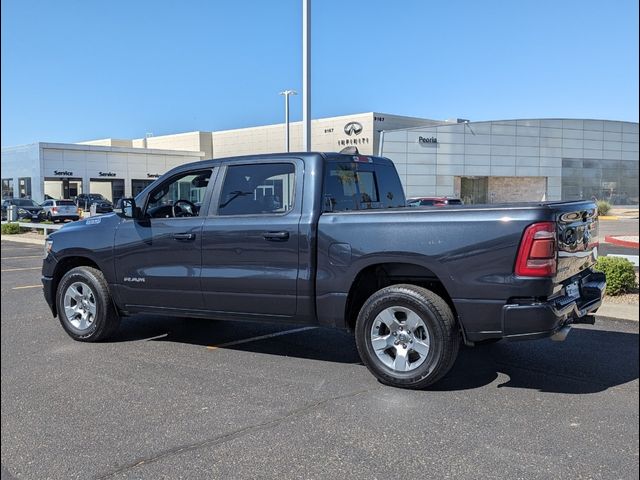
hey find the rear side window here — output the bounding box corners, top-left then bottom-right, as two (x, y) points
(218, 163), (295, 216)
(323, 162), (405, 212)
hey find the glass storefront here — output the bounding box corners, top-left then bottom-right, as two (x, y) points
(561, 158), (639, 205)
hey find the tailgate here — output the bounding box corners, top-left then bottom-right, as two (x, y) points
(554, 202), (599, 283)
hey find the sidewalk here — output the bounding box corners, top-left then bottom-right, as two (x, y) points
(1, 234), (45, 245)
(596, 302), (639, 323)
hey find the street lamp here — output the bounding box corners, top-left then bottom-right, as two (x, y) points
(279, 90), (297, 152)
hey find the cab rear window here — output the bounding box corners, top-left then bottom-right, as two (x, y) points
(323, 162), (405, 212)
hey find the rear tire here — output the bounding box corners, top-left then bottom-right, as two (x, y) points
(355, 284), (460, 389)
(56, 266), (120, 342)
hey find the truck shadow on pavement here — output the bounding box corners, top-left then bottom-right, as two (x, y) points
(114, 317), (638, 394)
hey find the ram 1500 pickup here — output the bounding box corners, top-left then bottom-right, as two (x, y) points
(42, 151), (605, 389)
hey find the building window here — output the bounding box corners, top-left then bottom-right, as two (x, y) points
(2, 178), (14, 198)
(18, 177), (32, 198)
(562, 158), (639, 205)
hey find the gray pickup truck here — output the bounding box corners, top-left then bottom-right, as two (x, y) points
(42, 151), (605, 389)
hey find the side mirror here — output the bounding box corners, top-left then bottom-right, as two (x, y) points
(117, 198), (140, 219)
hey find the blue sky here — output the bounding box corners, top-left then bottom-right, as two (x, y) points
(1, 0), (638, 146)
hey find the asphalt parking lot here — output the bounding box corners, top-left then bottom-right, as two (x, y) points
(1, 239), (638, 480)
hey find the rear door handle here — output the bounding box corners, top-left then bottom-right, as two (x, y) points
(173, 233), (195, 241)
(262, 231), (289, 241)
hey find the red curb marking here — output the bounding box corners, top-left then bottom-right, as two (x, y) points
(604, 236), (640, 249)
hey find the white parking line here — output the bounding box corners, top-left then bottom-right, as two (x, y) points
(1, 255), (42, 259)
(1, 266), (41, 272)
(12, 285), (42, 290)
(207, 326), (318, 350)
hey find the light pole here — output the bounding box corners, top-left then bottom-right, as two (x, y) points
(302, 0), (311, 151)
(279, 90), (297, 152)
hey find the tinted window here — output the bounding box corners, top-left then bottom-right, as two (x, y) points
(447, 199), (463, 205)
(420, 199), (436, 206)
(324, 162), (405, 212)
(56, 200), (76, 206)
(218, 163), (295, 216)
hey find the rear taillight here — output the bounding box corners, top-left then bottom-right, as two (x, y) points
(515, 222), (557, 277)
(51, 207), (58, 213)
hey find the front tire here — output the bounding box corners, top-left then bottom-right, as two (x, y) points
(56, 266), (120, 342)
(355, 284), (460, 389)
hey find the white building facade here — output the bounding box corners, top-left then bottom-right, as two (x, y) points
(1, 143), (204, 204)
(380, 119), (639, 204)
(2, 114), (638, 205)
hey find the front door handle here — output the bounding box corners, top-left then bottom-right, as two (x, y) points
(173, 233), (195, 241)
(262, 231), (289, 241)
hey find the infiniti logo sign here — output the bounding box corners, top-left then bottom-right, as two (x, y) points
(344, 122), (363, 136)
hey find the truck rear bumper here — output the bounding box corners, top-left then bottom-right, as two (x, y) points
(501, 271), (606, 341)
(457, 271), (606, 343)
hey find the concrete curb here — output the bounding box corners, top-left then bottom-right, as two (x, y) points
(1, 236), (45, 246)
(604, 236), (640, 249)
(595, 302), (639, 323)
(598, 216), (620, 221)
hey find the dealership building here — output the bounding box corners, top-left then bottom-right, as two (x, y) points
(1, 112), (638, 205)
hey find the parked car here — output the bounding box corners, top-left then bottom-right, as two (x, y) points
(41, 199), (80, 222)
(1, 198), (44, 221)
(75, 193), (113, 213)
(42, 151), (603, 389)
(407, 197), (464, 207)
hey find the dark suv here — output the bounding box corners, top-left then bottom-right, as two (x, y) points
(1, 198), (44, 221)
(75, 194), (113, 213)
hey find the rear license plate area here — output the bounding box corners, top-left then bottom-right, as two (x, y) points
(565, 281), (580, 299)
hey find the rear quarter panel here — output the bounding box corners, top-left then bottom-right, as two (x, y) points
(316, 206), (556, 329)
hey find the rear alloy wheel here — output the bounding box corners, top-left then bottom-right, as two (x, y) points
(355, 284), (460, 389)
(56, 266), (120, 341)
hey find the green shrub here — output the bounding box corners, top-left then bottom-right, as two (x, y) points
(594, 257), (638, 295)
(596, 200), (611, 216)
(1, 223), (22, 235)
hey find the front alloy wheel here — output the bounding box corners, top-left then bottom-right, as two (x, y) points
(56, 266), (121, 342)
(63, 281), (97, 331)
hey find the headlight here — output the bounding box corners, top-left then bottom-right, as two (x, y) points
(18, 208), (28, 214)
(44, 239), (53, 259)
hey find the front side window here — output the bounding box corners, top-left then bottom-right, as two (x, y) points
(218, 163), (295, 216)
(145, 169), (212, 218)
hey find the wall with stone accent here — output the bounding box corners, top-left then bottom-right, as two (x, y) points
(488, 176), (547, 203)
